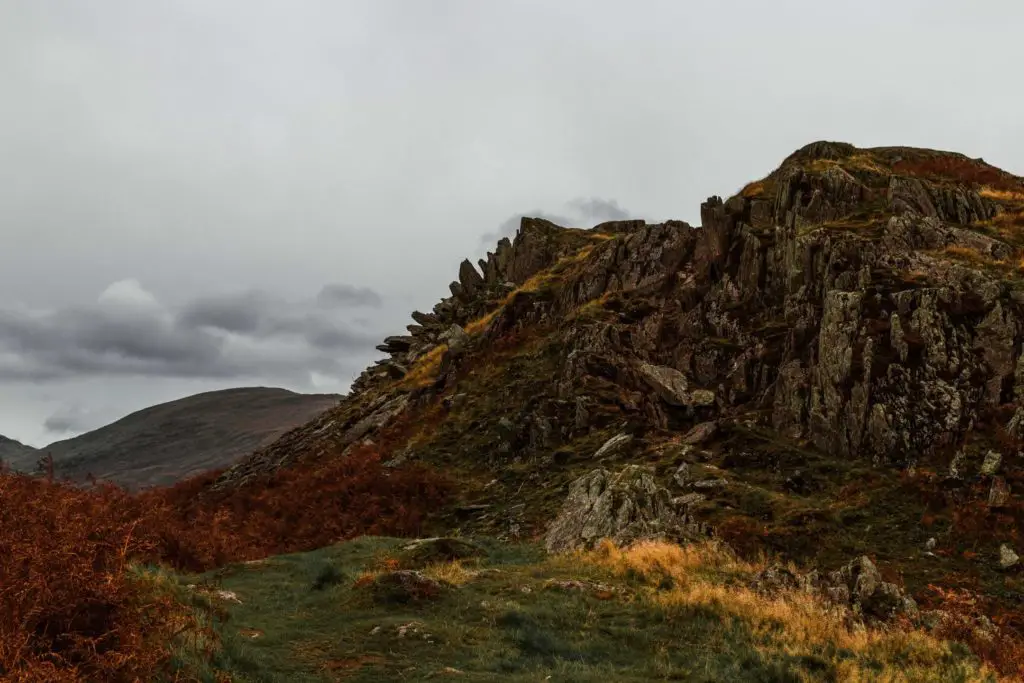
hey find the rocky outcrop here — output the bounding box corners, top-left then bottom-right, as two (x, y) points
(217, 139), (1024, 503)
(754, 555), (919, 623)
(545, 465), (707, 553)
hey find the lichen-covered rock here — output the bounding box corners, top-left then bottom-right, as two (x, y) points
(999, 544), (1020, 570)
(545, 465), (703, 553)
(981, 450), (1002, 476)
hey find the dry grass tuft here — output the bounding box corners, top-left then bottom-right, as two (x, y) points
(741, 180), (766, 198)
(422, 560), (478, 587)
(400, 344), (449, 388)
(980, 187), (1024, 202)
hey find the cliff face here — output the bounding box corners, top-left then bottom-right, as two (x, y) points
(213, 141), (1024, 610)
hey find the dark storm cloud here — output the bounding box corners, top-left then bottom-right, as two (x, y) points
(177, 291), (269, 334)
(43, 405), (96, 435)
(481, 197), (634, 245)
(569, 197), (631, 223)
(0, 280), (381, 383)
(316, 284), (384, 309)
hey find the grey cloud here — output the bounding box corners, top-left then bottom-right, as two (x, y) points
(43, 405), (97, 435)
(568, 197), (631, 223)
(177, 291), (269, 334)
(0, 281), (381, 384)
(316, 284), (384, 309)
(177, 289), (379, 351)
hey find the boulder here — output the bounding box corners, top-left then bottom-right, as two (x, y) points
(981, 450), (1002, 476)
(545, 465), (702, 553)
(368, 570), (449, 604)
(999, 544), (1020, 570)
(638, 363), (690, 406)
(682, 421), (718, 445)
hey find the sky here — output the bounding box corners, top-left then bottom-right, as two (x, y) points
(1, 1), (1022, 446)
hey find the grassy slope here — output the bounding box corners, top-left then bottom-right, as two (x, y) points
(175, 537), (994, 683)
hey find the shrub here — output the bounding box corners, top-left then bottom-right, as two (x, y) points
(0, 442), (454, 680)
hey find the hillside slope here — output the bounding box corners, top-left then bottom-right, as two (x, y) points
(205, 141), (1024, 673)
(39, 387), (341, 489)
(0, 435), (39, 472)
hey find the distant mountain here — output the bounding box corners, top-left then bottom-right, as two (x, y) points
(27, 387), (341, 489)
(0, 435), (40, 472)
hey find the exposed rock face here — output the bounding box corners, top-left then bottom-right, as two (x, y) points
(545, 465), (706, 553)
(216, 140), (1024, 506)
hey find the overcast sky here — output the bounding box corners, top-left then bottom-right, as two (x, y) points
(1, 1), (1022, 446)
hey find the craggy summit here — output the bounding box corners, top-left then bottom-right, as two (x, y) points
(207, 140), (1024, 670)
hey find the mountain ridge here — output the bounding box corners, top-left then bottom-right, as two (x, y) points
(3, 387), (341, 488)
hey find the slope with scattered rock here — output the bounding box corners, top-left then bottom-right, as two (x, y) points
(201, 141), (1024, 676)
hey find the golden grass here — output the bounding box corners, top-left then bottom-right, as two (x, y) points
(741, 180), (766, 198)
(805, 154), (888, 178)
(422, 560), (478, 587)
(980, 187), (1024, 202)
(561, 540), (1004, 682)
(464, 310), (500, 335)
(399, 344), (448, 388)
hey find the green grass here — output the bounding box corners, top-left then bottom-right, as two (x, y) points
(174, 536), (994, 682)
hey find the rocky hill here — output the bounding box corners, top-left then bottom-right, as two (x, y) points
(27, 387), (341, 489)
(210, 141), (1024, 652)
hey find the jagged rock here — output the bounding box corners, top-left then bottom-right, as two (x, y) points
(673, 462), (691, 488)
(545, 465), (702, 553)
(378, 335), (416, 353)
(593, 433), (632, 459)
(989, 476), (1011, 507)
(981, 450), (1002, 476)
(449, 280), (466, 301)
(691, 479), (727, 490)
(682, 421), (718, 445)
(637, 363), (714, 408)
(411, 310), (440, 327)
(671, 493), (706, 508)
(440, 325), (470, 357)
(948, 450), (968, 479)
(458, 259), (485, 294)
(999, 544), (1020, 570)
(925, 537), (937, 552)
